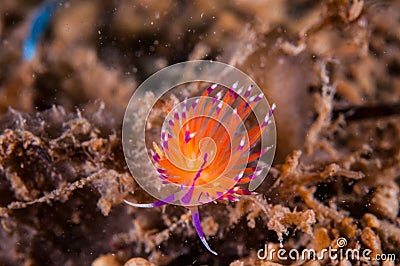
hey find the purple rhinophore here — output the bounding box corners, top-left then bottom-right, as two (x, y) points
(212, 91), (223, 104)
(207, 84), (217, 95)
(260, 146), (272, 156)
(254, 93), (264, 103)
(194, 153), (208, 181)
(192, 99), (199, 109)
(262, 103), (276, 128)
(184, 130), (191, 143)
(228, 88), (235, 97)
(152, 153), (160, 162)
(216, 191), (223, 199)
(162, 141), (169, 150)
(215, 101), (223, 114)
(244, 85), (253, 98)
(181, 185), (194, 204)
(197, 192), (204, 203)
(237, 137), (245, 151)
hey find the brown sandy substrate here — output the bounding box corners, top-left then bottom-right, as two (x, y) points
(0, 0), (399, 265)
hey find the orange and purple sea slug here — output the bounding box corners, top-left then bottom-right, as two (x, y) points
(125, 82), (275, 255)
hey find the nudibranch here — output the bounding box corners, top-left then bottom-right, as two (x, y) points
(125, 82), (275, 255)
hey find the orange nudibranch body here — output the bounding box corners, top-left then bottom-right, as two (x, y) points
(126, 83), (275, 255)
(151, 83), (274, 204)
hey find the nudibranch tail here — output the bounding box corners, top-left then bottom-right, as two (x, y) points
(190, 206), (218, 256)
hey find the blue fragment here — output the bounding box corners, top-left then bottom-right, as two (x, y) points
(23, 0), (61, 61)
